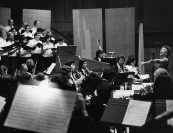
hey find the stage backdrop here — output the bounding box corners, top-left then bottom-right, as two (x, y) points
(73, 9), (103, 59)
(105, 8), (135, 59)
(0, 7), (11, 26)
(23, 9), (51, 30)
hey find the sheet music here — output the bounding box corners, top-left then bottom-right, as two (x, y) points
(132, 84), (144, 90)
(166, 100), (173, 126)
(139, 74), (150, 80)
(4, 84), (76, 133)
(0, 96), (6, 112)
(45, 63), (56, 75)
(113, 90), (134, 98)
(122, 100), (151, 126)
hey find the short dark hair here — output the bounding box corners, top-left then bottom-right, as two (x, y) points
(65, 60), (75, 66)
(96, 50), (104, 58)
(117, 56), (125, 61)
(34, 20), (39, 26)
(162, 45), (171, 57)
(126, 55), (136, 65)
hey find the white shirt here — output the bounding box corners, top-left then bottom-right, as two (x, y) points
(0, 38), (11, 56)
(27, 39), (42, 54)
(6, 41), (18, 57)
(125, 65), (139, 75)
(42, 42), (54, 57)
(54, 42), (67, 47)
(31, 27), (37, 35)
(22, 32), (33, 38)
(19, 48), (31, 57)
(4, 25), (14, 32)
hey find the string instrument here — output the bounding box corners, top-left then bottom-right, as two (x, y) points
(96, 39), (103, 51)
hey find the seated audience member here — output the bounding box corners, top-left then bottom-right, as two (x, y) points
(93, 50), (106, 62)
(78, 59), (91, 78)
(113, 56), (126, 73)
(54, 38), (67, 47)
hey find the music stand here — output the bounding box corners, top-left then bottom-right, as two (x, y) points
(117, 72), (135, 90)
(56, 45), (77, 56)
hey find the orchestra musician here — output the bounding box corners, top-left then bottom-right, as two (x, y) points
(65, 60), (85, 92)
(113, 56), (126, 73)
(78, 59), (92, 78)
(93, 50), (106, 62)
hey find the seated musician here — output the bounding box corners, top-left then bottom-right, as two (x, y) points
(27, 32), (43, 72)
(93, 50), (106, 62)
(78, 59), (92, 78)
(125, 55), (142, 82)
(113, 56), (126, 73)
(42, 36), (54, 70)
(65, 60), (85, 91)
(21, 25), (33, 38)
